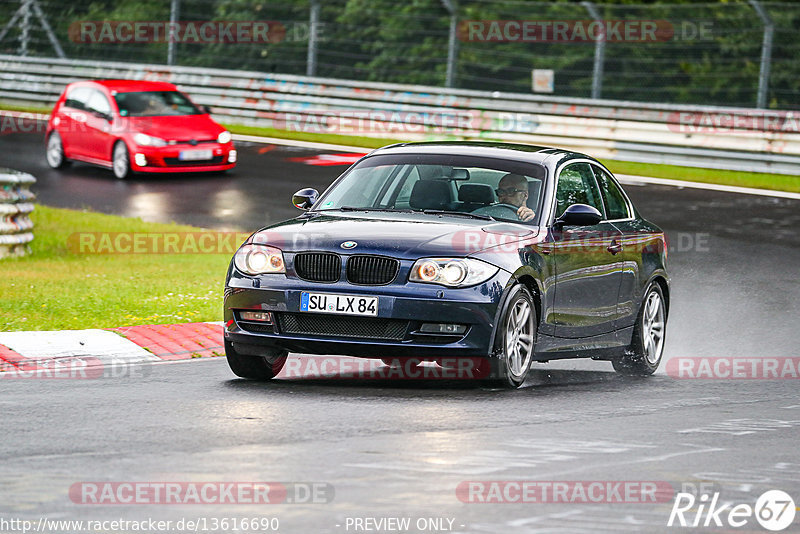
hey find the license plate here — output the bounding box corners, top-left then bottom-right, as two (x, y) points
(179, 149), (213, 161)
(300, 292), (378, 316)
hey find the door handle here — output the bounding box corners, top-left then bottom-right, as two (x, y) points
(607, 241), (623, 255)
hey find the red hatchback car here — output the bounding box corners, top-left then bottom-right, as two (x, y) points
(45, 80), (236, 178)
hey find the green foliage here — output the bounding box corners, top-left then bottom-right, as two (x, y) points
(0, 0), (796, 108)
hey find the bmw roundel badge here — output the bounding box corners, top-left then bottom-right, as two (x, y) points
(340, 241), (357, 249)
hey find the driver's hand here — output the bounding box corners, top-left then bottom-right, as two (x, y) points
(517, 206), (535, 221)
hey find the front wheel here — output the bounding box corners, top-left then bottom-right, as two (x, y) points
(225, 340), (287, 380)
(613, 282), (667, 376)
(112, 141), (132, 179)
(46, 131), (70, 168)
(489, 284), (537, 388)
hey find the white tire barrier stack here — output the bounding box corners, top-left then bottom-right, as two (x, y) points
(0, 168), (35, 258)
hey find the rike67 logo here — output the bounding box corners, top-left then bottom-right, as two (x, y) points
(668, 489), (796, 531)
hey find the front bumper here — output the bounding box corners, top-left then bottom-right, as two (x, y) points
(129, 142), (236, 173)
(224, 270), (512, 359)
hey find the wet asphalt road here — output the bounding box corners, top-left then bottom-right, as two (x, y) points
(1, 128), (800, 533)
(0, 131), (353, 230)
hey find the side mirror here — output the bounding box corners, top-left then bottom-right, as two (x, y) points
(202, 105), (212, 114)
(555, 203), (602, 227)
(292, 188), (319, 210)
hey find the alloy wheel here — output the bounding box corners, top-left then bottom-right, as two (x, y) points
(642, 291), (665, 365)
(113, 143), (130, 179)
(504, 297), (534, 380)
(46, 133), (64, 168)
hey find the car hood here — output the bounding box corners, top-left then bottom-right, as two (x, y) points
(122, 114), (223, 141)
(254, 213), (541, 261)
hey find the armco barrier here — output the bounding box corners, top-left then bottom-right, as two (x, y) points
(0, 168), (35, 258)
(1, 54), (799, 175)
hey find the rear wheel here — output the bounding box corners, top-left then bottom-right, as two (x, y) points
(488, 284), (536, 388)
(225, 339), (287, 380)
(613, 282), (666, 376)
(112, 141), (131, 179)
(46, 131), (69, 168)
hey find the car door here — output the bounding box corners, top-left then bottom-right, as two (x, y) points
(548, 161), (623, 340)
(59, 86), (92, 157)
(83, 89), (115, 163)
(591, 164), (640, 333)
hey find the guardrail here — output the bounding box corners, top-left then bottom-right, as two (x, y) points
(1, 54), (799, 175)
(0, 168), (36, 258)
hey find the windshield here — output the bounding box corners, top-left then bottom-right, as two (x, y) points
(113, 91), (202, 117)
(314, 154), (546, 224)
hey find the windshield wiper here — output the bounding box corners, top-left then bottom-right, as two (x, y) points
(421, 209), (495, 221)
(337, 206), (414, 213)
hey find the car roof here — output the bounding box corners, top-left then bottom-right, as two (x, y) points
(72, 80), (179, 92)
(368, 141), (600, 168)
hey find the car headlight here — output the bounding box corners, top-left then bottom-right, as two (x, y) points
(234, 244), (285, 275)
(133, 133), (167, 147)
(409, 258), (498, 287)
(217, 130), (232, 144)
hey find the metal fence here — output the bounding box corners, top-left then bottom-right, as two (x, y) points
(2, 54), (799, 175)
(0, 0), (798, 110)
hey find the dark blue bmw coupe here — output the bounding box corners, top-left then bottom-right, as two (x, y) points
(223, 142), (669, 387)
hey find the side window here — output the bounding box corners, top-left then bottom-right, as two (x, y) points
(87, 90), (112, 116)
(555, 162), (605, 218)
(64, 87), (91, 111)
(593, 166), (630, 220)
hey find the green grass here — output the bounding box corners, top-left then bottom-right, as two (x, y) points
(0, 101), (51, 114)
(601, 160), (800, 193)
(3, 102), (798, 192)
(0, 205), (247, 331)
(225, 123), (405, 149)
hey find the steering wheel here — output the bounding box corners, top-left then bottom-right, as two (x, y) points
(472, 203), (521, 220)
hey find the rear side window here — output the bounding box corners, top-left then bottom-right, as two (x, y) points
(64, 87), (91, 111)
(555, 162), (605, 218)
(592, 165), (630, 220)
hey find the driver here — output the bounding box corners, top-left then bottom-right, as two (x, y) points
(495, 173), (535, 221)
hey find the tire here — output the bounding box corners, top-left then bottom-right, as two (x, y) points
(613, 282), (667, 376)
(112, 141), (132, 179)
(225, 339), (287, 380)
(45, 131), (70, 169)
(487, 284), (537, 388)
